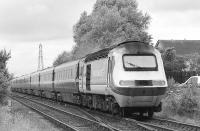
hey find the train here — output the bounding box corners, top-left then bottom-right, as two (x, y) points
(11, 41), (168, 117)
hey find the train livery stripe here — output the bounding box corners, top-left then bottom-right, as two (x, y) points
(111, 87), (167, 96)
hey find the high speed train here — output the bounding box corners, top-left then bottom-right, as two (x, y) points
(11, 41), (167, 117)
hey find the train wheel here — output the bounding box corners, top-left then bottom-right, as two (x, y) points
(147, 110), (154, 118)
(139, 112), (144, 117)
(119, 108), (125, 117)
(87, 95), (93, 109)
(111, 103), (120, 115)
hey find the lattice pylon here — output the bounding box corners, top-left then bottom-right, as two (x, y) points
(37, 44), (44, 71)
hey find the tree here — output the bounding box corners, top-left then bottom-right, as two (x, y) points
(0, 49), (11, 89)
(184, 53), (200, 71)
(162, 48), (186, 71)
(53, 51), (72, 66)
(72, 0), (151, 59)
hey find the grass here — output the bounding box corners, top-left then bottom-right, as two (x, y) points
(0, 96), (63, 131)
(156, 78), (200, 125)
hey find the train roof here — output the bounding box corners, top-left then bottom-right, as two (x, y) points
(54, 60), (79, 70)
(84, 41), (150, 62)
(12, 73), (30, 80)
(39, 67), (54, 74)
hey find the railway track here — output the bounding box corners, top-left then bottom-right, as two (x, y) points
(146, 117), (200, 131)
(78, 105), (200, 131)
(125, 116), (200, 131)
(9, 94), (121, 131)
(9, 92), (155, 131)
(9, 93), (200, 131)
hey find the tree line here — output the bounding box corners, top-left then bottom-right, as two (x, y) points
(160, 47), (200, 72)
(0, 50), (11, 90)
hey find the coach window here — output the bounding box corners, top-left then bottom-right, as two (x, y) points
(71, 69), (73, 78)
(47, 74), (49, 81)
(63, 70), (66, 79)
(66, 70), (68, 79)
(45, 74), (47, 81)
(67, 69), (69, 79)
(72, 69), (74, 78)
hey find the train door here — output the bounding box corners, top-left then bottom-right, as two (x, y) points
(106, 57), (111, 95)
(86, 64), (91, 91)
(78, 61), (84, 92)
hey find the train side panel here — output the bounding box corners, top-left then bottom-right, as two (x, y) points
(40, 68), (54, 98)
(82, 58), (108, 95)
(54, 61), (79, 102)
(30, 72), (40, 95)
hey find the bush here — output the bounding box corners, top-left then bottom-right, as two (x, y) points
(161, 83), (200, 118)
(166, 78), (180, 95)
(177, 89), (199, 117)
(161, 93), (180, 115)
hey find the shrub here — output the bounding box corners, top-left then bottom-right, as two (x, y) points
(177, 88), (199, 117)
(161, 82), (200, 119)
(161, 93), (180, 116)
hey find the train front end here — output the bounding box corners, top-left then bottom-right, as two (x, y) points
(109, 41), (167, 114)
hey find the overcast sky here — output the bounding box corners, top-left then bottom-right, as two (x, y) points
(1, 0), (200, 76)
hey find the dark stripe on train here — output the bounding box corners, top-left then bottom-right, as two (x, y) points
(111, 87), (166, 96)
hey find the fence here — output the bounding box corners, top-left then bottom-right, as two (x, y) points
(165, 71), (200, 84)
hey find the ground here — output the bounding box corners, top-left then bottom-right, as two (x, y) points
(0, 95), (63, 131)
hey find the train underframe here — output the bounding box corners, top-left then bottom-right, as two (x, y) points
(12, 87), (161, 118)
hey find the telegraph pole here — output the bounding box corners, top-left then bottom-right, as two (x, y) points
(37, 44), (44, 71)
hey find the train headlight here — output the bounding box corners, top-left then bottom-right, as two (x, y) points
(152, 80), (166, 86)
(119, 80), (135, 86)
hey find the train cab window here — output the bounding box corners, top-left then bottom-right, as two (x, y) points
(123, 54), (158, 71)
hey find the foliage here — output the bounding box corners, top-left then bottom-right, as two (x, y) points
(72, 0), (151, 59)
(162, 47), (186, 71)
(162, 47), (176, 62)
(53, 51), (72, 66)
(184, 53), (200, 71)
(0, 49), (11, 89)
(161, 83), (200, 119)
(166, 78), (179, 94)
(162, 47), (200, 72)
(178, 90), (199, 115)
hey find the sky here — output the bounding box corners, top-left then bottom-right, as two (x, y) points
(0, 0), (200, 76)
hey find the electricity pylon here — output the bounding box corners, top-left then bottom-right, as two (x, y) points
(37, 44), (44, 71)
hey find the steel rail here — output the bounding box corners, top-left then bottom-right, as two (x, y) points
(151, 117), (200, 131)
(10, 93), (157, 131)
(77, 108), (158, 131)
(10, 94), (120, 131)
(9, 95), (80, 131)
(125, 118), (177, 131)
